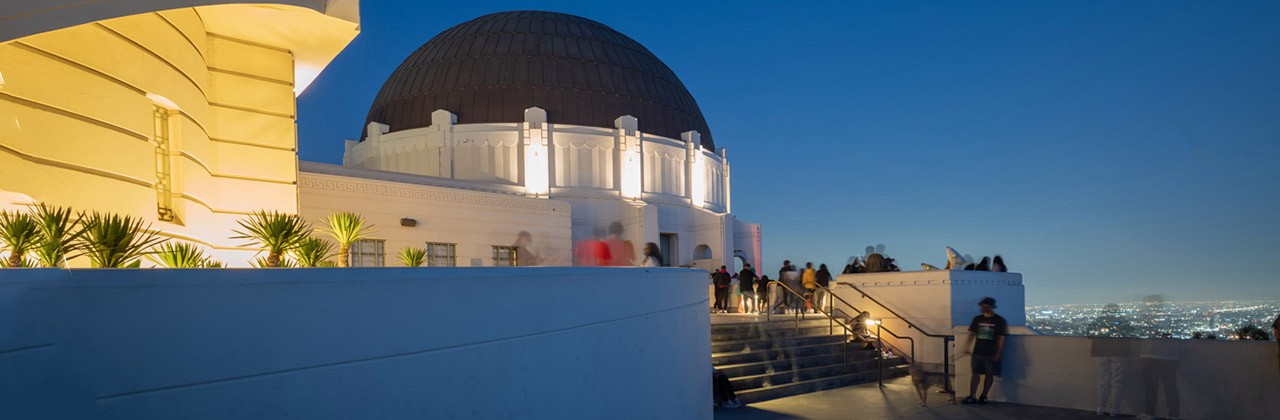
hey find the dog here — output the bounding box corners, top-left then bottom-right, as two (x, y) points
(909, 363), (954, 406)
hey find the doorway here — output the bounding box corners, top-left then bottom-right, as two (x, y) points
(659, 233), (677, 267)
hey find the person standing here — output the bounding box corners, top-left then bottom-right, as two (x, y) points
(801, 262), (817, 313)
(1139, 335), (1181, 419)
(815, 264), (833, 312)
(776, 261), (798, 314)
(712, 266), (732, 313)
(639, 242), (662, 267)
(738, 264), (758, 314)
(756, 275), (771, 314)
(991, 255), (1007, 273)
(962, 297), (1008, 405)
(603, 222), (635, 266)
(574, 227), (611, 266)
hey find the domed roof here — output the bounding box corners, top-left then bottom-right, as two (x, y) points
(363, 11), (715, 149)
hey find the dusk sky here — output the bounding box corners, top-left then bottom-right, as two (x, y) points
(298, 1), (1280, 305)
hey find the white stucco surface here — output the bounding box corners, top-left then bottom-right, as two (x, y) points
(0, 267), (712, 420)
(952, 333), (1280, 419)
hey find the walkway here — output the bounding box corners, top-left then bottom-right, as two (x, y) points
(715, 376), (1098, 420)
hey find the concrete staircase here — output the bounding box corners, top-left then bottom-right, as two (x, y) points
(712, 318), (908, 404)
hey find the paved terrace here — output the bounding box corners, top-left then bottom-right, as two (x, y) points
(715, 376), (1098, 420)
(711, 314), (1097, 419)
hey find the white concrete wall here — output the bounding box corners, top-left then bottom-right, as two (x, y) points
(299, 163), (574, 266)
(0, 267), (712, 420)
(953, 333), (1280, 419)
(831, 271), (1025, 364)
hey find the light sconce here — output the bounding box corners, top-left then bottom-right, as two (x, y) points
(400, 218), (418, 227)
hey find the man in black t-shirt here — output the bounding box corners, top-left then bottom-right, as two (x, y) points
(962, 297), (1008, 404)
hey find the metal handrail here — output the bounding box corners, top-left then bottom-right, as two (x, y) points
(765, 280), (856, 374)
(835, 281), (953, 338)
(832, 281), (957, 396)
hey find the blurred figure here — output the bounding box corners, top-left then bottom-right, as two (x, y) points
(865, 253), (886, 273)
(851, 257), (866, 273)
(1090, 304), (1135, 416)
(639, 242), (662, 267)
(1273, 313), (1280, 373)
(604, 221), (635, 266)
(574, 226), (611, 266)
(975, 256), (991, 271)
(513, 231), (540, 266)
(991, 255), (1007, 273)
(1139, 336), (1181, 419)
(756, 275), (770, 313)
(842, 263), (854, 274)
(801, 262), (817, 313)
(738, 264), (758, 313)
(712, 266), (732, 313)
(775, 261), (799, 314)
(815, 263), (832, 311)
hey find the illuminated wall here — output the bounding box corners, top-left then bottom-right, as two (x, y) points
(0, 2), (359, 266)
(298, 162), (574, 267)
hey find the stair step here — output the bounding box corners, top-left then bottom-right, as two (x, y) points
(711, 334), (847, 354)
(716, 352), (882, 379)
(735, 365), (910, 405)
(711, 318), (836, 335)
(728, 359), (892, 390)
(711, 325), (844, 343)
(712, 340), (884, 366)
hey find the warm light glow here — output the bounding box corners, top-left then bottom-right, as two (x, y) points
(865, 319), (882, 326)
(620, 134), (641, 199)
(524, 125), (549, 196)
(691, 148), (706, 207)
(145, 93), (180, 110)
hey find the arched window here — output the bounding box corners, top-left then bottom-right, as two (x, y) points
(692, 244), (713, 260)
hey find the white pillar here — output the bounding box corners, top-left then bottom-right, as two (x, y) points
(615, 115), (641, 199)
(523, 107), (549, 197)
(683, 131), (705, 208)
(431, 109), (456, 179)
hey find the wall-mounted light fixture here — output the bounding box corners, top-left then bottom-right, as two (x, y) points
(400, 218), (418, 227)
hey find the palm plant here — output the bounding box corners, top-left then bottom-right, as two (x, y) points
(293, 236), (335, 268)
(148, 242), (212, 268)
(0, 209), (44, 268)
(251, 255), (296, 268)
(75, 211), (167, 268)
(30, 203), (83, 268)
(399, 246), (426, 267)
(202, 259), (227, 268)
(232, 210), (312, 268)
(323, 212), (374, 267)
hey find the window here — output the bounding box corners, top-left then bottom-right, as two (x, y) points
(492, 245), (518, 267)
(349, 239), (385, 267)
(153, 105), (175, 222)
(426, 242), (457, 267)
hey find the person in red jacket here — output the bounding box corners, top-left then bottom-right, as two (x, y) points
(574, 227), (612, 266)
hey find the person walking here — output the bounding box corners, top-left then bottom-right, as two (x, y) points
(962, 297), (1008, 405)
(801, 262), (817, 313)
(738, 264), (758, 314)
(816, 264), (834, 311)
(756, 275), (771, 314)
(639, 242), (662, 267)
(777, 261), (799, 314)
(603, 222), (635, 266)
(712, 266), (732, 313)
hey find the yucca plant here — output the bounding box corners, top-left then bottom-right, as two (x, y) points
(399, 246), (426, 267)
(232, 210), (312, 268)
(202, 259), (227, 268)
(251, 255), (296, 268)
(0, 209), (45, 268)
(30, 203), (83, 268)
(75, 211), (167, 268)
(323, 212), (374, 268)
(293, 236), (335, 268)
(148, 242), (211, 268)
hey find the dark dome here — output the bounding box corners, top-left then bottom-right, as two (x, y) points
(363, 11), (715, 149)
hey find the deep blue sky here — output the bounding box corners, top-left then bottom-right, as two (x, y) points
(298, 1), (1280, 305)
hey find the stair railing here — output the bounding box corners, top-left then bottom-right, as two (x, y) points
(764, 280), (856, 374)
(834, 281), (956, 396)
(813, 283), (916, 387)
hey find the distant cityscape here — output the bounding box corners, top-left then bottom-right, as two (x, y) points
(1027, 297), (1280, 339)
